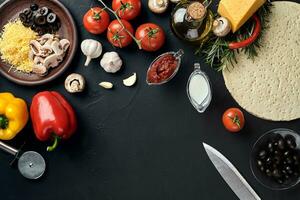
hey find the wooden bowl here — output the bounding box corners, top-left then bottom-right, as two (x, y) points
(0, 0), (78, 86)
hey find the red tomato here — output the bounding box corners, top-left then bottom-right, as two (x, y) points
(112, 0), (141, 21)
(107, 19), (134, 48)
(222, 108), (245, 133)
(135, 23), (165, 52)
(83, 7), (110, 34)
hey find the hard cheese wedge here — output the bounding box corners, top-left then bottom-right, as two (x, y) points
(218, 0), (266, 32)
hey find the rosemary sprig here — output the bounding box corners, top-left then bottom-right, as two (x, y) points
(199, 0), (272, 71)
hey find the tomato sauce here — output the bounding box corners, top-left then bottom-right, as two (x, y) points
(147, 54), (178, 84)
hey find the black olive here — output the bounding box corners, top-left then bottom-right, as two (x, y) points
(282, 169), (287, 174)
(260, 166), (265, 172)
(34, 14), (46, 25)
(30, 3), (39, 11)
(266, 157), (272, 165)
(258, 150), (267, 159)
(286, 166), (293, 174)
(22, 22), (31, 27)
(285, 135), (297, 149)
(266, 169), (272, 176)
(257, 160), (263, 167)
(22, 8), (31, 16)
(286, 157), (293, 164)
(50, 23), (59, 32)
(47, 13), (57, 24)
(38, 7), (49, 16)
(272, 169), (281, 178)
(278, 139), (285, 150)
(284, 174), (290, 180)
(277, 179), (284, 184)
(293, 155), (300, 165)
(19, 13), (27, 22)
(31, 24), (37, 31)
(267, 142), (274, 152)
(273, 156), (281, 165)
(284, 151), (290, 157)
(294, 171), (299, 177)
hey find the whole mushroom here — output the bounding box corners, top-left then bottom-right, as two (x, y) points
(65, 73), (86, 93)
(100, 52), (122, 73)
(212, 17), (231, 37)
(148, 0), (169, 14)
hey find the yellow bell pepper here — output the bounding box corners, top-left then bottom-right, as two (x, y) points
(0, 92), (28, 140)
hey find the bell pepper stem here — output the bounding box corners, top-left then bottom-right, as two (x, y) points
(47, 135), (60, 152)
(0, 115), (9, 129)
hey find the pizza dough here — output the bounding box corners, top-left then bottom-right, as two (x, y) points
(223, 1), (300, 121)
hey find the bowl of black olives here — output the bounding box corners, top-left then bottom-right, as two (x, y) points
(250, 128), (300, 190)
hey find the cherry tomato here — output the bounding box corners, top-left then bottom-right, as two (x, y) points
(112, 0), (141, 21)
(135, 23), (165, 52)
(83, 7), (110, 34)
(107, 19), (134, 48)
(222, 108), (245, 132)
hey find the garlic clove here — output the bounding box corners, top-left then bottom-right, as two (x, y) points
(123, 73), (137, 87)
(99, 82), (114, 89)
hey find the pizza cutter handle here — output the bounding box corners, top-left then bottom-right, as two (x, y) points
(0, 141), (18, 156)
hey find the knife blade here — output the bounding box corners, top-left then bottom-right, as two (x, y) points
(203, 143), (260, 200)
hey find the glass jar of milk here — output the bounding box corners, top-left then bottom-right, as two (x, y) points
(186, 63), (212, 113)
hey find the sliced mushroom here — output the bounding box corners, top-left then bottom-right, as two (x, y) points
(32, 57), (47, 76)
(51, 41), (64, 55)
(33, 56), (44, 65)
(148, 0), (168, 14)
(65, 73), (86, 93)
(44, 54), (62, 69)
(29, 50), (35, 60)
(60, 39), (70, 52)
(40, 45), (53, 57)
(30, 40), (42, 56)
(37, 33), (54, 45)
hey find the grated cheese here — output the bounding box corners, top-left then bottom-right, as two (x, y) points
(0, 20), (37, 73)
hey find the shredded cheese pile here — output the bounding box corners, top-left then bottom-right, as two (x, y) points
(0, 20), (37, 73)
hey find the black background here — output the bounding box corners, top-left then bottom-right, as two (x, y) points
(0, 0), (300, 199)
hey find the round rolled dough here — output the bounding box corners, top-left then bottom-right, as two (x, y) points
(223, 1), (300, 121)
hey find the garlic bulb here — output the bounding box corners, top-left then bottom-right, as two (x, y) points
(100, 52), (122, 73)
(81, 39), (102, 66)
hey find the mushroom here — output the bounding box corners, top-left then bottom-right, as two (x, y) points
(30, 40), (42, 56)
(33, 57), (47, 76)
(51, 41), (64, 55)
(37, 33), (54, 45)
(40, 44), (53, 57)
(60, 39), (70, 52)
(148, 0), (169, 14)
(212, 17), (231, 37)
(65, 73), (86, 93)
(44, 54), (62, 69)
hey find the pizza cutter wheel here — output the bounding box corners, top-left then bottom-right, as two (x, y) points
(0, 141), (46, 179)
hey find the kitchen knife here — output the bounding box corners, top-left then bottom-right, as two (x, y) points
(203, 143), (260, 200)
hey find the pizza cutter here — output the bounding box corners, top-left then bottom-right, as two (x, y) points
(0, 141), (46, 179)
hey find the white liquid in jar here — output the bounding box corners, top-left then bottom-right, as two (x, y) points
(188, 74), (209, 104)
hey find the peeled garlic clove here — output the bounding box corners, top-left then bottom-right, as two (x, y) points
(123, 73), (137, 87)
(99, 82), (113, 89)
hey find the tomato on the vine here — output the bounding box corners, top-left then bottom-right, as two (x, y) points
(135, 23), (165, 52)
(107, 19), (134, 48)
(83, 7), (110, 34)
(222, 108), (245, 133)
(112, 0), (141, 21)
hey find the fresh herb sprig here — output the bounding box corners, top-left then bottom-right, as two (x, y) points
(199, 0), (272, 71)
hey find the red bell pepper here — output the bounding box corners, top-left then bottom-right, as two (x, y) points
(30, 91), (77, 151)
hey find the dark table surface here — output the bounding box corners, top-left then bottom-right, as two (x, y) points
(0, 0), (300, 199)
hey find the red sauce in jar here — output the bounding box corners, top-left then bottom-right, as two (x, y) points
(147, 54), (178, 84)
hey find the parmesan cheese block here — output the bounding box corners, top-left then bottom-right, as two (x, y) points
(218, 0), (266, 32)
(223, 1), (300, 121)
